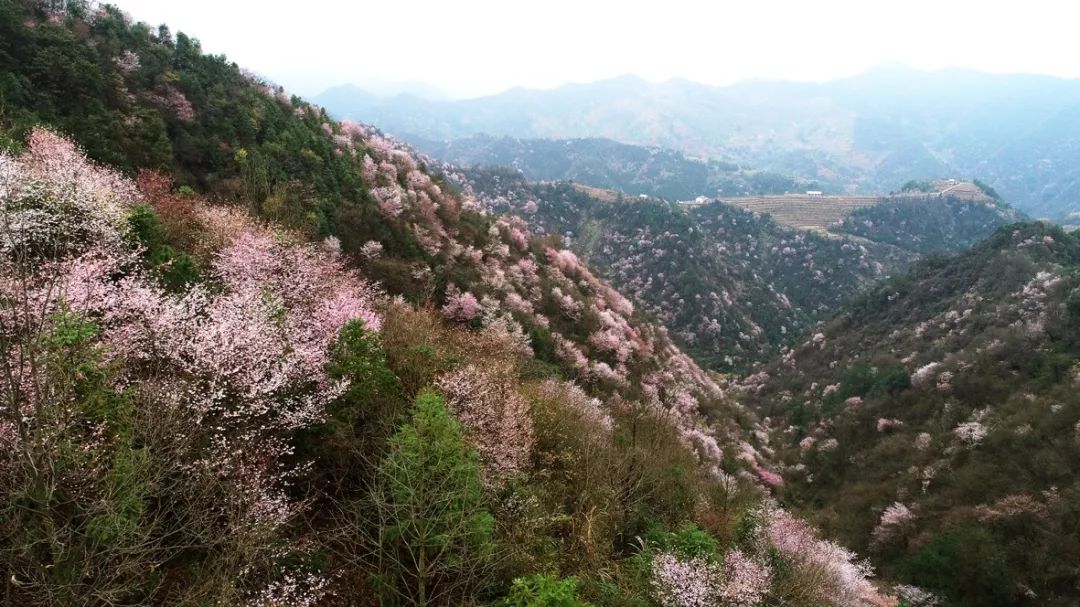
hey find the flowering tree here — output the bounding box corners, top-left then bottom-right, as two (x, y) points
(763, 507), (895, 607)
(651, 552), (724, 607)
(0, 129), (381, 604)
(435, 363), (534, 480)
(871, 502), (914, 546)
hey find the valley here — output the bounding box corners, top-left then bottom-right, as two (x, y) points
(0, 2), (1077, 607)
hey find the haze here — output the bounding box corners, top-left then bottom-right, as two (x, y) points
(118, 0), (1079, 99)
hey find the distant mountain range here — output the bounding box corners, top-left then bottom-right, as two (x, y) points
(315, 66), (1080, 220)
(408, 134), (825, 200)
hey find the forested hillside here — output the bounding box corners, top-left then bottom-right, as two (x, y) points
(439, 166), (1020, 372)
(0, 2), (903, 606)
(741, 222), (1080, 606)
(833, 196), (1024, 254)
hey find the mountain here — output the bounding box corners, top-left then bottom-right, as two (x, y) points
(407, 134), (829, 200)
(432, 164), (1019, 372)
(314, 66), (1080, 219)
(832, 192), (1024, 254)
(0, 2), (901, 606)
(740, 222), (1080, 605)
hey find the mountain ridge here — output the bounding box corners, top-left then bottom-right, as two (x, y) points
(315, 67), (1080, 219)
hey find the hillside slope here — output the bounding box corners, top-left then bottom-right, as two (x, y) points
(441, 165), (1022, 372)
(832, 195), (1024, 254)
(409, 134), (828, 199)
(437, 166), (918, 371)
(0, 3), (903, 606)
(741, 222), (1080, 606)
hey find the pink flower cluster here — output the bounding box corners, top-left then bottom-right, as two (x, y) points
(752, 464), (785, 489)
(2, 129), (381, 539)
(876, 418), (903, 432)
(953, 421), (987, 446)
(435, 363), (534, 480)
(2, 128), (138, 257)
(442, 285), (482, 322)
(147, 85), (196, 122)
(764, 507), (895, 607)
(651, 549), (772, 607)
(871, 502), (914, 545)
(651, 553), (723, 607)
(720, 549), (772, 607)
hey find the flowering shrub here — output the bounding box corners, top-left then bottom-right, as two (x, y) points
(719, 549), (772, 606)
(442, 284), (482, 322)
(953, 421), (988, 446)
(871, 502), (914, 545)
(876, 418), (903, 432)
(651, 552), (724, 607)
(435, 363), (534, 479)
(764, 507), (894, 607)
(1, 128), (137, 259)
(751, 464), (785, 489)
(910, 362), (942, 389)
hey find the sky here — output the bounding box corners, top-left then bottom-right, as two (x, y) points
(116, 0), (1080, 99)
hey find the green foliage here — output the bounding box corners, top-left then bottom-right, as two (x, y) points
(298, 320), (407, 497)
(900, 527), (1015, 605)
(835, 362), (911, 400)
(128, 204), (200, 291)
(500, 574), (594, 607)
(372, 389), (496, 605)
(644, 522), (721, 560)
(328, 319), (403, 417)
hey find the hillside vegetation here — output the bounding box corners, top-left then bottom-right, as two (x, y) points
(0, 2), (904, 606)
(409, 134), (826, 200)
(832, 196), (1024, 254)
(442, 165), (1022, 372)
(741, 222), (1080, 606)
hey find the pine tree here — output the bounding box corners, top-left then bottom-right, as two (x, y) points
(372, 389), (495, 606)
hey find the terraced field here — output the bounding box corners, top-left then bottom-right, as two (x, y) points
(574, 181), (995, 233)
(707, 195), (884, 230)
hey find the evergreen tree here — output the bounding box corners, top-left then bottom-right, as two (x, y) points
(372, 389), (495, 606)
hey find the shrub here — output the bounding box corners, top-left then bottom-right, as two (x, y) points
(500, 574), (594, 607)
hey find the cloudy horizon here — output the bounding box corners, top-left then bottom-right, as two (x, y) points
(115, 0), (1080, 100)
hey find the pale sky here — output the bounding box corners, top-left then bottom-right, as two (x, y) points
(116, 0), (1080, 99)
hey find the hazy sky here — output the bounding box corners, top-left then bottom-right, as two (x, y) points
(117, 0), (1080, 99)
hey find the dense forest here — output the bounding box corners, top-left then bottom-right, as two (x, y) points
(2, 2), (1078, 607)
(0, 2), (901, 606)
(742, 222), (1080, 606)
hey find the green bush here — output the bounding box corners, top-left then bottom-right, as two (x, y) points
(128, 204), (200, 291)
(500, 574), (594, 607)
